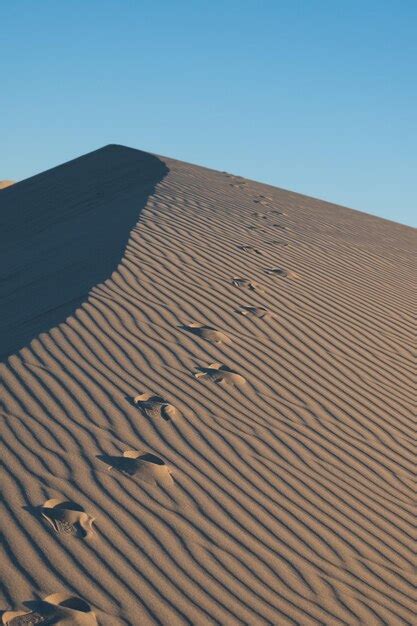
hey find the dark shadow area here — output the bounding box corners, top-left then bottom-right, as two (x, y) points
(140, 453), (165, 465)
(22, 503), (46, 520)
(196, 364), (232, 375)
(21, 599), (56, 614)
(97, 452), (165, 476)
(23, 500), (84, 518)
(0, 144), (169, 360)
(97, 453), (139, 476)
(179, 323), (216, 336)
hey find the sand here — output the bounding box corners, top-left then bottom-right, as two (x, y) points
(0, 145), (415, 625)
(0, 180), (14, 189)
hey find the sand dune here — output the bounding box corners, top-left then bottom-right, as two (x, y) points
(1, 145), (415, 625)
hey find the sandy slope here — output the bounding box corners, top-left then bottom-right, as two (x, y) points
(1, 145), (415, 625)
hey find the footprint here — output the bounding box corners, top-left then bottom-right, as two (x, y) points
(126, 452), (174, 487)
(246, 225), (269, 234)
(194, 363), (246, 386)
(2, 610), (46, 625)
(40, 499), (95, 539)
(2, 593), (98, 625)
(253, 195), (272, 204)
(236, 306), (270, 319)
(132, 392), (179, 421)
(100, 451), (174, 488)
(181, 322), (229, 343)
(98, 452), (139, 476)
(232, 278), (261, 291)
(47, 593), (97, 625)
(237, 245), (263, 255)
(264, 267), (300, 279)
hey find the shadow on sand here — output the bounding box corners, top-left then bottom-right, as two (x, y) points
(0, 144), (168, 360)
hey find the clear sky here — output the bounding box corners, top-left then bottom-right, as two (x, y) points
(1, 1), (416, 226)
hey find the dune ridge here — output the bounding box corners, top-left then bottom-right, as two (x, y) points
(1, 146), (415, 625)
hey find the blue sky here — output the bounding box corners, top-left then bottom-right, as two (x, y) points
(1, 1), (416, 226)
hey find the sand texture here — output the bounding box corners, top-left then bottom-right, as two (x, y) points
(1, 145), (415, 625)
